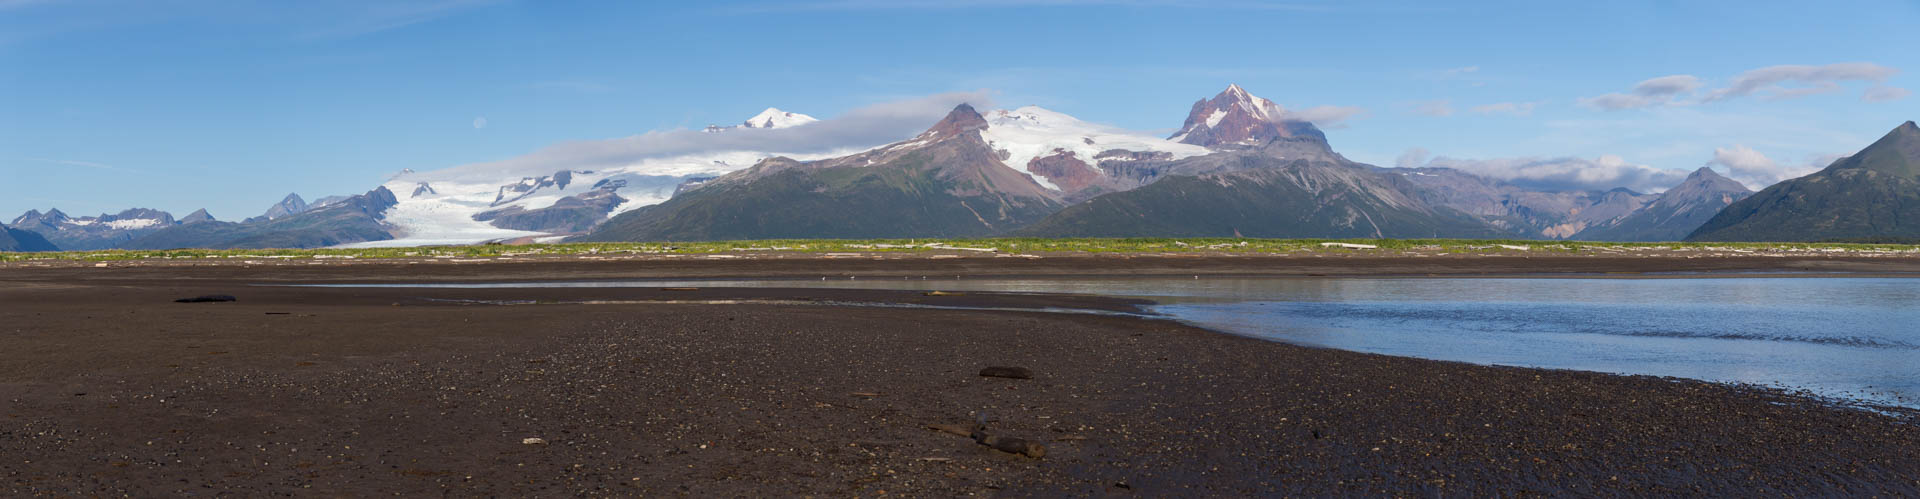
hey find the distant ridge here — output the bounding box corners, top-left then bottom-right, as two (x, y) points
(1574, 167), (1752, 241)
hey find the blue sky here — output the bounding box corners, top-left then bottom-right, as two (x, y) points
(3, 0), (1916, 219)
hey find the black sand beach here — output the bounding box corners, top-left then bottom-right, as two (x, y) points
(2, 254), (1917, 495)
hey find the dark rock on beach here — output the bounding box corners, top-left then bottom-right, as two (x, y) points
(979, 366), (1034, 379)
(173, 294), (237, 303)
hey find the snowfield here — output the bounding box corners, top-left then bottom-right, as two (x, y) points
(979, 106), (1209, 191)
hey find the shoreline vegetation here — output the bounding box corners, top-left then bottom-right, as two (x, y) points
(5, 237), (1920, 263)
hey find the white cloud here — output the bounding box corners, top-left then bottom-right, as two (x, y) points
(1469, 101), (1535, 116)
(1413, 154), (1691, 193)
(1282, 105), (1366, 128)
(1702, 63), (1898, 103)
(1705, 145), (1834, 187)
(422, 91), (995, 182)
(1864, 85), (1912, 103)
(1577, 75), (1702, 110)
(471, 117), (487, 129)
(1413, 100), (1453, 117)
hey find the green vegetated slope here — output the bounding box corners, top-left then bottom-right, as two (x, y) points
(1690, 122), (1920, 242)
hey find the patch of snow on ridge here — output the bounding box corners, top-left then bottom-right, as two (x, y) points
(105, 218), (161, 230)
(979, 106), (1210, 191)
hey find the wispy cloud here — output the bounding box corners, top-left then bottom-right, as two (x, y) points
(21, 157), (142, 174)
(1413, 154), (1691, 193)
(1413, 100), (1453, 117)
(1394, 147), (1429, 168)
(296, 0), (503, 39)
(528, 80), (615, 94)
(1578, 75), (1701, 111)
(1, 0), (506, 46)
(1704, 145), (1837, 188)
(722, 0), (1332, 13)
(1414, 65), (1485, 86)
(1701, 63), (1898, 103)
(1863, 85), (1911, 103)
(1283, 105), (1366, 128)
(1581, 63), (1903, 111)
(1469, 101), (1536, 117)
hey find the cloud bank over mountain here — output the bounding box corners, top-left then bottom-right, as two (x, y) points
(419, 91), (996, 182)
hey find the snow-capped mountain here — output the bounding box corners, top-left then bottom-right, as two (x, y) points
(1169, 84), (1327, 149)
(978, 106), (1209, 199)
(703, 108), (820, 133)
(741, 108), (818, 129)
(373, 97), (1328, 245)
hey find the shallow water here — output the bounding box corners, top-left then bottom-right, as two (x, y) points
(308, 276), (1920, 408)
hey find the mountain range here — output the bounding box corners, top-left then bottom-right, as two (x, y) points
(4, 87), (1913, 252)
(588, 86), (1759, 243)
(9, 207), (208, 251)
(119, 187), (398, 250)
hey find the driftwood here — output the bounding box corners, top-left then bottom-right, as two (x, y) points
(926, 415), (1047, 458)
(972, 430), (1046, 458)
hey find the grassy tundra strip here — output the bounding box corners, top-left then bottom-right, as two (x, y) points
(3, 238), (1919, 262)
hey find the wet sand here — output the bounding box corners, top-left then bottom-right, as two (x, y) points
(1, 256), (1917, 495)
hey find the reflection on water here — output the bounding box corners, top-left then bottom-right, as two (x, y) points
(311, 276), (1920, 408)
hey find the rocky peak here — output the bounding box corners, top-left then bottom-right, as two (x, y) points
(1658, 167), (1752, 205)
(1684, 166), (1739, 185)
(262, 193), (310, 220)
(12, 209), (43, 226)
(1170, 84), (1327, 149)
(12, 208), (68, 228)
(182, 209), (216, 224)
(923, 103), (989, 138)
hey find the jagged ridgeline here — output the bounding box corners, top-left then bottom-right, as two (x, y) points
(119, 187), (399, 250)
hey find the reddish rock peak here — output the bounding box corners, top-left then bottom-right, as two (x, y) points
(1170, 84), (1324, 148)
(924, 103), (989, 138)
